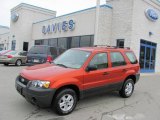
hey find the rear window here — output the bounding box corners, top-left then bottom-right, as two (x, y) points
(5, 51), (17, 55)
(125, 52), (138, 64)
(29, 46), (48, 54)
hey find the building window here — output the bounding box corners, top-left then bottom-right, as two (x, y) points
(35, 40), (43, 45)
(48, 38), (58, 47)
(58, 38), (67, 49)
(90, 35), (94, 46)
(11, 40), (16, 50)
(80, 35), (91, 47)
(71, 37), (80, 48)
(43, 39), (48, 45)
(117, 39), (124, 48)
(34, 35), (94, 49)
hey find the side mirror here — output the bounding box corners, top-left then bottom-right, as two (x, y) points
(86, 65), (97, 72)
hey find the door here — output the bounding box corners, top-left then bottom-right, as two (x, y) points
(18, 52), (27, 63)
(108, 51), (128, 84)
(23, 42), (29, 51)
(83, 53), (110, 90)
(140, 40), (156, 73)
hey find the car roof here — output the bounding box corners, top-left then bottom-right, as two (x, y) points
(73, 47), (132, 53)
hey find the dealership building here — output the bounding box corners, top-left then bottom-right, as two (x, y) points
(0, 0), (160, 73)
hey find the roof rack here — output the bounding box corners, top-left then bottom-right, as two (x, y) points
(94, 45), (130, 50)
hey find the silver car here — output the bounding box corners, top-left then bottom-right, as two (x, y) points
(0, 51), (27, 66)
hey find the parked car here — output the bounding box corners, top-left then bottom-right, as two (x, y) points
(26, 45), (65, 65)
(0, 51), (27, 66)
(15, 47), (140, 115)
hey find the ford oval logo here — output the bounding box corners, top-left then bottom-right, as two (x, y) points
(145, 9), (159, 22)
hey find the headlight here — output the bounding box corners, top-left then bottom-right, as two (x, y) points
(31, 80), (50, 89)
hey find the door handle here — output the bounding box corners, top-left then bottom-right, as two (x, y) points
(103, 72), (109, 75)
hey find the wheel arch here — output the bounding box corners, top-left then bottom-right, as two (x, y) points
(124, 75), (136, 84)
(53, 84), (80, 101)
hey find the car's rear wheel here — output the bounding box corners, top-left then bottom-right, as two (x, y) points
(52, 88), (77, 115)
(119, 79), (134, 98)
(4, 63), (9, 66)
(15, 60), (22, 66)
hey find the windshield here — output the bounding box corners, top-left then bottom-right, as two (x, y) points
(54, 49), (91, 69)
(29, 46), (48, 54)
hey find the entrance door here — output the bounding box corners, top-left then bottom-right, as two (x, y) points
(139, 40), (156, 73)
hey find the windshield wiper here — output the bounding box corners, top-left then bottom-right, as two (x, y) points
(56, 64), (68, 68)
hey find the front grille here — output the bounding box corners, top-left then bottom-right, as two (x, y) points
(18, 76), (29, 86)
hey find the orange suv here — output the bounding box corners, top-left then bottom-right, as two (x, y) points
(15, 47), (140, 115)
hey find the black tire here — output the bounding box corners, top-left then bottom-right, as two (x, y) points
(4, 63), (9, 66)
(15, 59), (22, 66)
(119, 79), (134, 98)
(52, 88), (77, 115)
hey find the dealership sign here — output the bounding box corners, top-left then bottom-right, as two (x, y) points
(145, 9), (159, 22)
(42, 19), (75, 34)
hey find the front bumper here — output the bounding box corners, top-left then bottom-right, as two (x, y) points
(15, 76), (56, 108)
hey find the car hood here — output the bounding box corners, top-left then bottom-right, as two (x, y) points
(20, 63), (77, 81)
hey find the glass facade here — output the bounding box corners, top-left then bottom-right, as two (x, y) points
(139, 40), (157, 73)
(35, 35), (94, 50)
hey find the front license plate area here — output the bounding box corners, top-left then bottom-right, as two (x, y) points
(34, 59), (39, 63)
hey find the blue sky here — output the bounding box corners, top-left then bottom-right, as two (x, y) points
(0, 0), (106, 27)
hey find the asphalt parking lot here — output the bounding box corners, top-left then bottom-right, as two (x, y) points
(0, 64), (160, 120)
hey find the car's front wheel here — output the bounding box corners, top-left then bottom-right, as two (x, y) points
(52, 88), (77, 115)
(119, 79), (134, 98)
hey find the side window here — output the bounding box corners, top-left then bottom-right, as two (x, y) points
(18, 52), (22, 56)
(23, 52), (27, 56)
(19, 52), (27, 56)
(111, 52), (126, 67)
(89, 53), (108, 70)
(125, 52), (138, 64)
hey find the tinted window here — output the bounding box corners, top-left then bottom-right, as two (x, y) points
(29, 46), (48, 54)
(111, 52), (126, 67)
(89, 53), (108, 70)
(126, 52), (138, 64)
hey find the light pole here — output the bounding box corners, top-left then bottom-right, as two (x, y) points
(94, 0), (100, 45)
